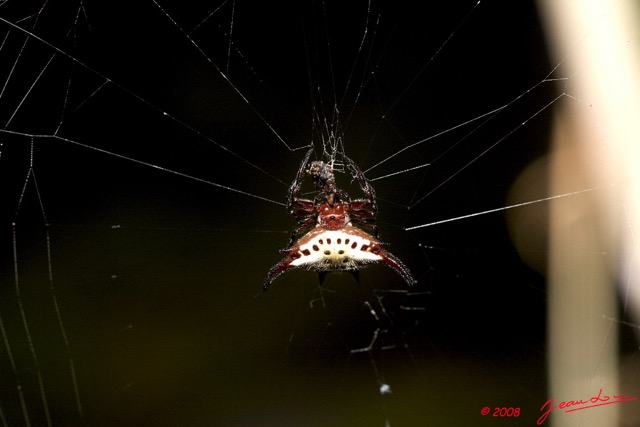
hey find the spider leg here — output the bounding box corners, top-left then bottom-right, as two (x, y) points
(345, 155), (377, 214)
(344, 155), (379, 236)
(350, 199), (379, 237)
(286, 148), (314, 213)
(283, 148), (318, 247)
(288, 200), (315, 219)
(286, 215), (316, 248)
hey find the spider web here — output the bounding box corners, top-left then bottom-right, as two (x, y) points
(0, 0), (639, 426)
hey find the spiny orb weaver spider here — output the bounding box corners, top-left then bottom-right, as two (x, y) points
(263, 148), (416, 291)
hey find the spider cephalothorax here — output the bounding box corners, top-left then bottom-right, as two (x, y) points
(263, 148), (416, 291)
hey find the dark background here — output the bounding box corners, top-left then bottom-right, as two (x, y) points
(0, 0), (558, 425)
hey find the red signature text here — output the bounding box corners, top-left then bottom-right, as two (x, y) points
(537, 388), (637, 425)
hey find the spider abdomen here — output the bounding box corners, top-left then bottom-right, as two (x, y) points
(264, 222), (416, 290)
(291, 227), (382, 271)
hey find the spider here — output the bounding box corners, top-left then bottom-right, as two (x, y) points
(263, 148), (416, 291)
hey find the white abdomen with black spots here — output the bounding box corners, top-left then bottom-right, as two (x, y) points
(290, 229), (382, 271)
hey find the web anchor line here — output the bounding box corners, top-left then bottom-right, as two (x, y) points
(405, 185), (611, 230)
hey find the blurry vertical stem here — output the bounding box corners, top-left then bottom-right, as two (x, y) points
(539, 0), (640, 425)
